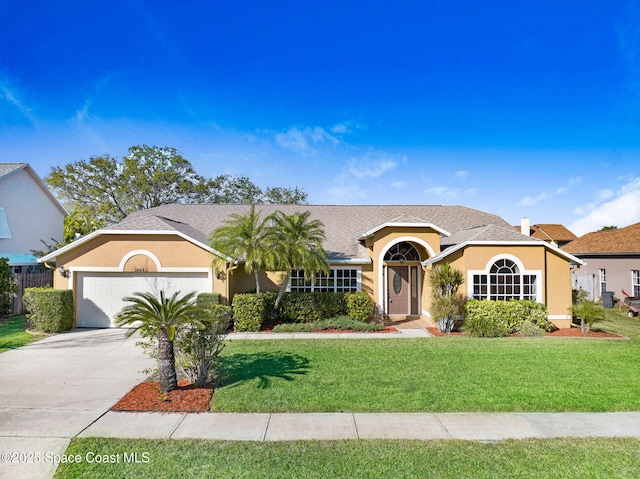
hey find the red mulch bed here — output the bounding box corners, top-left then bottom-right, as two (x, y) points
(427, 327), (625, 339)
(112, 379), (213, 413)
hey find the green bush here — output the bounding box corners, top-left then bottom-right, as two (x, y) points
(23, 287), (74, 333)
(462, 301), (511, 337)
(197, 292), (222, 307)
(462, 299), (550, 337)
(232, 292), (276, 331)
(0, 257), (17, 316)
(272, 316), (384, 333)
(519, 319), (546, 337)
(278, 292), (347, 323)
(175, 304), (231, 386)
(345, 291), (373, 321)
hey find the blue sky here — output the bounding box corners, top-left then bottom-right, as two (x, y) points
(2, 1), (640, 235)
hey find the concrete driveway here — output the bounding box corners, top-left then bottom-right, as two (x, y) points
(0, 328), (154, 479)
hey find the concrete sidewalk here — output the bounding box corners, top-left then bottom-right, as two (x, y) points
(80, 411), (640, 442)
(227, 327), (432, 340)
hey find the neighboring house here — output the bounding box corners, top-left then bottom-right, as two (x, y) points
(41, 204), (583, 329)
(563, 222), (640, 301)
(513, 218), (577, 248)
(0, 163), (67, 271)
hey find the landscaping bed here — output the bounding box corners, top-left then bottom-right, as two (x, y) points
(426, 327), (626, 339)
(112, 380), (213, 413)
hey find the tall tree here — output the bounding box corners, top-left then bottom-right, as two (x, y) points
(46, 145), (308, 240)
(115, 290), (204, 393)
(47, 146), (209, 226)
(209, 205), (277, 293)
(271, 210), (329, 307)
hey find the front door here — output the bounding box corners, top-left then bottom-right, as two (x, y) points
(387, 266), (409, 315)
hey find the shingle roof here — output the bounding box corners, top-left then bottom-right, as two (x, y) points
(513, 223), (577, 242)
(111, 204), (513, 260)
(563, 222), (640, 254)
(0, 163), (27, 178)
(445, 224), (537, 247)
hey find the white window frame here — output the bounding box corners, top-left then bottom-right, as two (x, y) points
(288, 266), (362, 293)
(468, 254), (542, 302)
(599, 269), (607, 295)
(632, 270), (640, 297)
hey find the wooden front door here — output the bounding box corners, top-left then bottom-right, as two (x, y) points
(388, 266), (409, 315)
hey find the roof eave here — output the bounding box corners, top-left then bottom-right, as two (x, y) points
(356, 222), (451, 240)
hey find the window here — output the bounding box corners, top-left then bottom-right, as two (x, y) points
(471, 258), (538, 301)
(599, 269), (607, 294)
(633, 270), (640, 297)
(0, 208), (10, 238)
(290, 268), (360, 293)
(384, 242), (420, 262)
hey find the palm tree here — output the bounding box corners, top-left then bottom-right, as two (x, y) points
(209, 205), (276, 293)
(271, 210), (329, 307)
(570, 300), (608, 334)
(115, 290), (204, 393)
(428, 262), (465, 333)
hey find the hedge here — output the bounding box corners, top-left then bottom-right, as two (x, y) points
(278, 292), (347, 323)
(231, 292), (276, 332)
(346, 291), (374, 321)
(463, 299), (550, 338)
(23, 287), (74, 333)
(197, 292), (222, 307)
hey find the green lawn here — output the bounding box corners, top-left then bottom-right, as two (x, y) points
(54, 437), (640, 478)
(213, 311), (640, 412)
(0, 315), (45, 352)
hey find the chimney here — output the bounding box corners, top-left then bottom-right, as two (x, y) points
(521, 217), (530, 236)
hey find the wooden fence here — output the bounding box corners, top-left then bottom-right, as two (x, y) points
(11, 270), (54, 315)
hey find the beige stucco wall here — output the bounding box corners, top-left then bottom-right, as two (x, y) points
(364, 226), (440, 312)
(51, 233), (217, 295)
(444, 244), (573, 327)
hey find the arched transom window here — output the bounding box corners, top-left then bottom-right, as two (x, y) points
(472, 258), (538, 301)
(384, 242), (421, 262)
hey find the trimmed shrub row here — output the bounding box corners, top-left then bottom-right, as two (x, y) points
(232, 291), (374, 332)
(23, 287), (74, 333)
(462, 299), (550, 338)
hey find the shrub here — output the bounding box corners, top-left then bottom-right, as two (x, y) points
(570, 300), (608, 334)
(519, 319), (546, 337)
(0, 257), (17, 316)
(462, 299), (550, 337)
(278, 292), (347, 323)
(271, 316), (384, 333)
(346, 291), (373, 321)
(197, 292), (222, 307)
(431, 294), (466, 333)
(572, 288), (589, 305)
(23, 287), (74, 333)
(462, 300), (511, 337)
(175, 304), (231, 386)
(232, 293), (268, 332)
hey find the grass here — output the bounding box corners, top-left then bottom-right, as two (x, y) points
(0, 315), (45, 352)
(213, 310), (640, 412)
(54, 437), (640, 478)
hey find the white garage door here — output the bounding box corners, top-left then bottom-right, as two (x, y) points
(76, 272), (212, 328)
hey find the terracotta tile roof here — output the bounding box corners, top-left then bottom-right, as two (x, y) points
(113, 204), (513, 260)
(563, 222), (640, 254)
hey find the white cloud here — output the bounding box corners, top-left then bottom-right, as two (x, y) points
(424, 186), (476, 200)
(348, 155), (399, 179)
(454, 170), (470, 179)
(519, 178), (578, 206)
(569, 177), (640, 235)
(0, 78), (37, 125)
(274, 126), (340, 155)
(391, 180), (407, 189)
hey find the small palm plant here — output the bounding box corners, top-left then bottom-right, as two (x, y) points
(570, 300), (608, 334)
(428, 262), (465, 333)
(115, 290), (204, 393)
